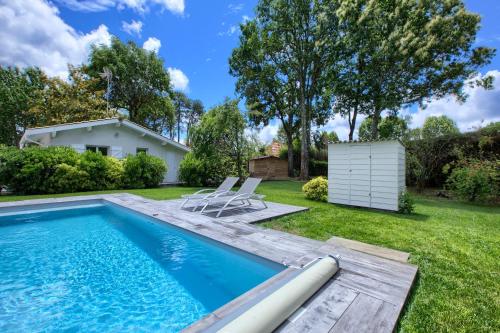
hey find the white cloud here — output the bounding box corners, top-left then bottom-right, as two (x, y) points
(55, 0), (185, 14)
(228, 3), (244, 13)
(0, 0), (111, 78)
(167, 67), (189, 91)
(142, 37), (161, 53)
(218, 25), (239, 37)
(122, 20), (143, 36)
(242, 15), (251, 22)
(407, 70), (500, 132)
(251, 122), (280, 144)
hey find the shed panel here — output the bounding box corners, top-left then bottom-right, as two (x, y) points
(328, 141), (405, 211)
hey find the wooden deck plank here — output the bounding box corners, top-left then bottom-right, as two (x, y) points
(329, 294), (398, 333)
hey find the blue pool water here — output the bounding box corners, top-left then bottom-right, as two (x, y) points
(0, 203), (284, 332)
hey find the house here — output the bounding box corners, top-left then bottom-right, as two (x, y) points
(265, 140), (282, 157)
(249, 156), (288, 180)
(19, 118), (190, 183)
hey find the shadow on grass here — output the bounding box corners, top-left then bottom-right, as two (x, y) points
(328, 203), (430, 222)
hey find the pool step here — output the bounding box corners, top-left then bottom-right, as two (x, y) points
(327, 236), (410, 263)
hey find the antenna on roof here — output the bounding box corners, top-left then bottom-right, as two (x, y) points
(99, 67), (112, 115)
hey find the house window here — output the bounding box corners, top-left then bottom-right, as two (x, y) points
(86, 145), (108, 156)
(136, 147), (148, 154)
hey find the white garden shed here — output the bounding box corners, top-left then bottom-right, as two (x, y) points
(328, 140), (405, 211)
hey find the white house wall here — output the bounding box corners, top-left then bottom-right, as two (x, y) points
(40, 124), (186, 183)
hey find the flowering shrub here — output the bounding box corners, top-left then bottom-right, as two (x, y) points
(302, 176), (328, 202)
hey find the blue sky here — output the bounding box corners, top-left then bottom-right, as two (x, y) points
(1, 0), (499, 141)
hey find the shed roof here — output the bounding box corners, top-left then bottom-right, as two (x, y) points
(250, 155), (283, 161)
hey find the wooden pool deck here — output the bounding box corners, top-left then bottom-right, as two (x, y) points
(0, 194), (418, 333)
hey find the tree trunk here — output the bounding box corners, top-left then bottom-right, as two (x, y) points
(286, 131), (294, 177)
(348, 105), (358, 142)
(177, 112), (181, 142)
(371, 107), (381, 140)
(299, 88), (309, 180)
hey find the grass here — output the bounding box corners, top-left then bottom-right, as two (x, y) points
(1, 181), (499, 332)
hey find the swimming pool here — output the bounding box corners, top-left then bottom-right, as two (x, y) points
(0, 202), (285, 332)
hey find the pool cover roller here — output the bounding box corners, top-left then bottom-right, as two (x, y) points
(217, 256), (339, 333)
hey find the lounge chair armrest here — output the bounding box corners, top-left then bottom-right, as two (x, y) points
(193, 189), (216, 195)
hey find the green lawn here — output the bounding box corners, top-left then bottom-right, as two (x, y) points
(1, 181), (499, 332)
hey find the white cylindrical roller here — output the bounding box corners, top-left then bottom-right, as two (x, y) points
(217, 256), (339, 333)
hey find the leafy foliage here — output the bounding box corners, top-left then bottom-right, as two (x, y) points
(359, 115), (409, 141)
(29, 66), (114, 126)
(178, 152), (205, 186)
(325, 0), (495, 139)
(302, 176), (328, 201)
(398, 191), (415, 214)
(86, 38), (172, 125)
(422, 115), (460, 139)
(405, 124), (499, 190)
(0, 147), (165, 194)
(445, 159), (499, 202)
(0, 66), (45, 146)
(186, 99), (252, 185)
(123, 153), (167, 189)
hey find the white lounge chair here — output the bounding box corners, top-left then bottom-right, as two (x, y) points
(180, 177), (239, 210)
(197, 177), (267, 218)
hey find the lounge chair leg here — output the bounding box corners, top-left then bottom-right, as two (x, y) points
(200, 201), (209, 214)
(261, 200), (268, 208)
(181, 198), (189, 208)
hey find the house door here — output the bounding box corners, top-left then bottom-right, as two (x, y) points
(348, 144), (371, 208)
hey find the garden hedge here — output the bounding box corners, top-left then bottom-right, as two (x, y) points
(0, 147), (167, 194)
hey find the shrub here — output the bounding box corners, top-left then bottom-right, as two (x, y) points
(104, 157), (124, 190)
(78, 151), (109, 190)
(398, 191), (415, 214)
(123, 153), (167, 188)
(178, 152), (205, 186)
(445, 159), (499, 202)
(0, 146), (79, 194)
(309, 159), (328, 176)
(47, 163), (90, 193)
(0, 147), (164, 194)
(302, 176), (328, 202)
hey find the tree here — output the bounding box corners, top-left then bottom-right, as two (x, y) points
(313, 131), (339, 150)
(86, 37), (172, 126)
(230, 19), (300, 177)
(230, 0), (336, 180)
(29, 66), (114, 126)
(422, 115), (460, 139)
(190, 99), (249, 180)
(325, 0), (495, 139)
(186, 99), (204, 146)
(0, 66), (45, 146)
(358, 115), (409, 141)
(171, 91), (191, 142)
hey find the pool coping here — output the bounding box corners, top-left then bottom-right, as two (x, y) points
(0, 193), (418, 333)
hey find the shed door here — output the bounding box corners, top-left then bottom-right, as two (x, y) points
(349, 144), (371, 208)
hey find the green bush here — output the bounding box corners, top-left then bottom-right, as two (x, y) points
(0, 146), (79, 194)
(178, 152), (205, 186)
(309, 159), (328, 176)
(78, 151), (109, 190)
(123, 152), (167, 189)
(398, 191), (415, 214)
(445, 159), (499, 202)
(47, 163), (91, 193)
(104, 157), (124, 190)
(0, 147), (165, 194)
(302, 176), (328, 202)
